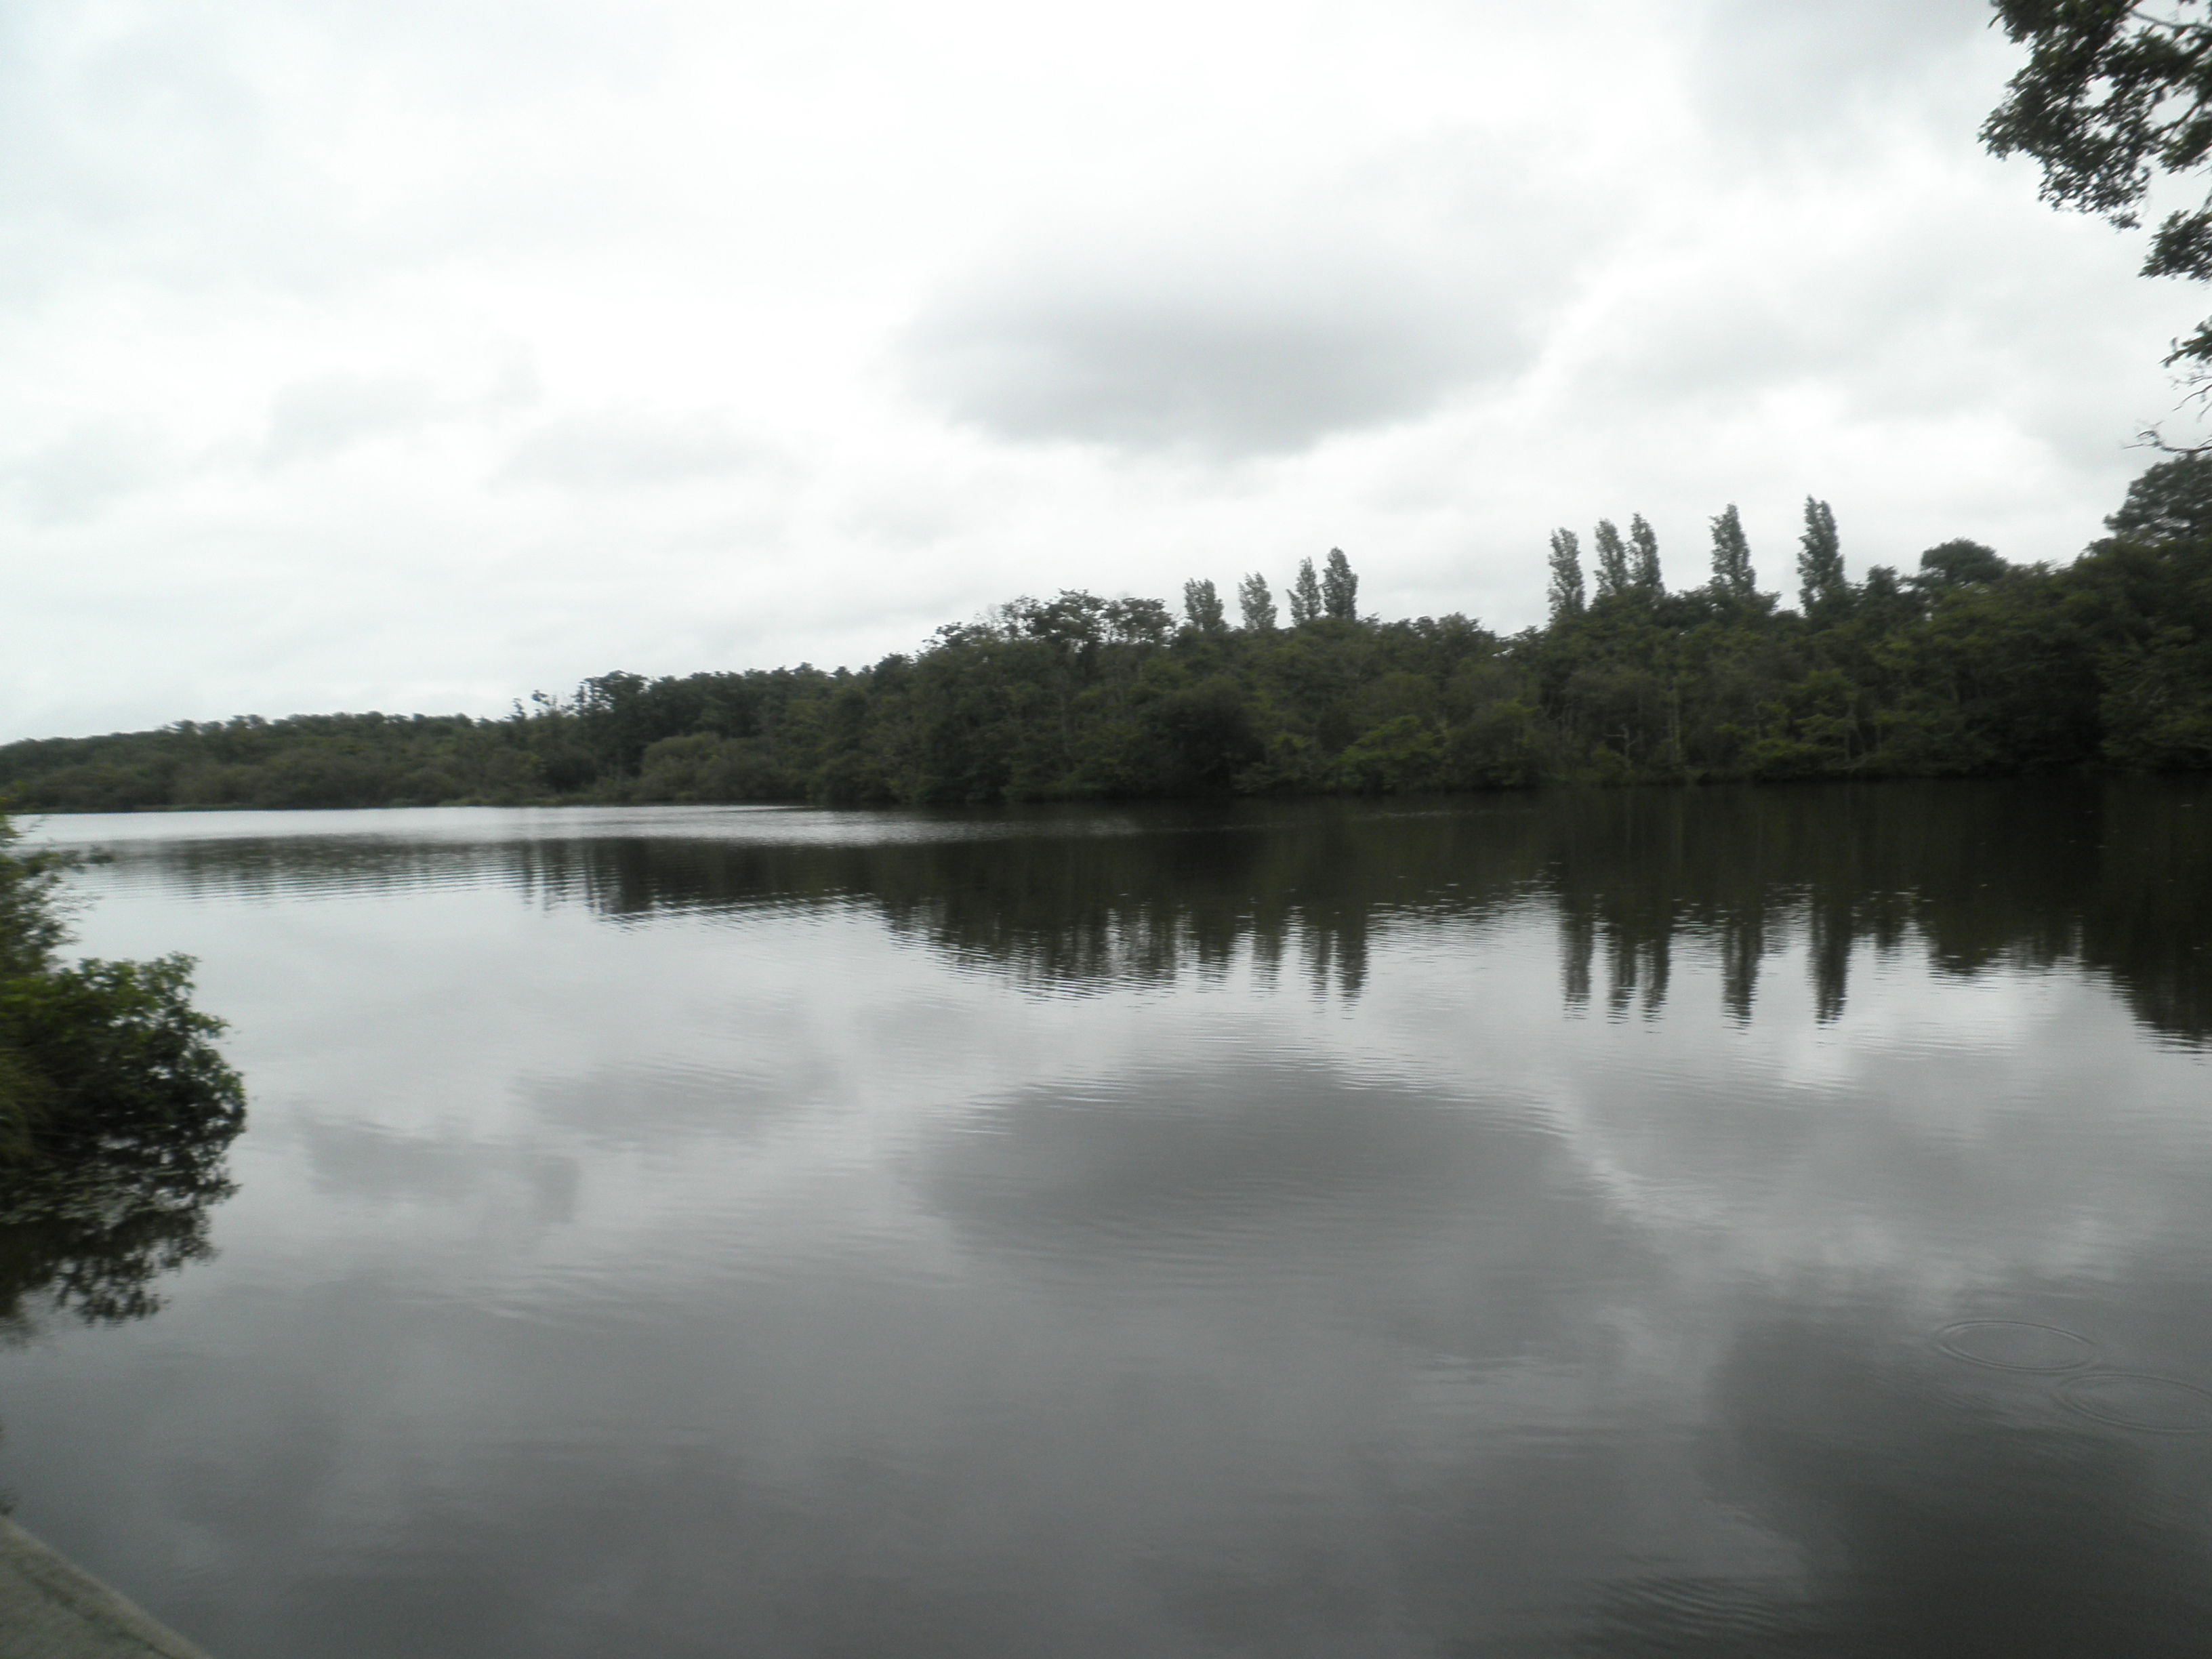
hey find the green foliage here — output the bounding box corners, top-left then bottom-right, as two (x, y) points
(1983, 1), (2212, 366)
(0, 810), (244, 1317)
(0, 955), (243, 1327)
(2107, 451), (2212, 538)
(1335, 715), (1446, 793)
(8, 469), (2212, 813)
(1797, 497), (1847, 618)
(1593, 520), (1632, 601)
(1630, 513), (1663, 596)
(1917, 538), (2009, 588)
(1709, 504), (1756, 599)
(1237, 573), (1277, 632)
(1139, 678), (1264, 790)
(1547, 529), (1585, 620)
(0, 956), (244, 1160)
(0, 816), (70, 981)
(1322, 548), (1359, 621)
(1182, 577), (1227, 634)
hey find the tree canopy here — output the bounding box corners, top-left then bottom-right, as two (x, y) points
(0, 813), (246, 1327)
(5, 466), (2211, 812)
(1984, 1), (2212, 368)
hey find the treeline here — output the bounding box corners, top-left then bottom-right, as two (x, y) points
(7, 457), (2212, 812)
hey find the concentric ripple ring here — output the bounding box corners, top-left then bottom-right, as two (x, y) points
(2054, 1372), (2212, 1434)
(1932, 1319), (2099, 1372)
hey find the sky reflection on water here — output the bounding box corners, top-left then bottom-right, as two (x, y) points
(5, 781), (2210, 1657)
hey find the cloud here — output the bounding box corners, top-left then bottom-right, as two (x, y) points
(4, 417), (163, 524)
(1692, 0), (1999, 139)
(497, 409), (768, 489)
(0, 0), (2188, 737)
(262, 371), (441, 466)
(899, 218), (1549, 457)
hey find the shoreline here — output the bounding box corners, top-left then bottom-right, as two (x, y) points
(0, 1515), (211, 1659)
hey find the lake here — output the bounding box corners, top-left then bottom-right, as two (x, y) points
(6, 780), (2212, 1657)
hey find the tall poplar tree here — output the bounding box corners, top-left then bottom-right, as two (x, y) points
(1547, 529), (1586, 621)
(1321, 548), (1359, 620)
(1237, 573), (1277, 631)
(1183, 577), (1227, 633)
(1288, 558), (1323, 626)
(1592, 519), (1631, 600)
(1629, 513), (1662, 596)
(1797, 497), (1847, 617)
(1708, 504), (1755, 599)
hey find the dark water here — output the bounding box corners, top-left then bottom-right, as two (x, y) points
(6, 781), (2212, 1658)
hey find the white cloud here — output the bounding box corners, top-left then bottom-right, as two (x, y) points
(4, 416), (163, 523)
(498, 409), (769, 489)
(262, 372), (441, 466)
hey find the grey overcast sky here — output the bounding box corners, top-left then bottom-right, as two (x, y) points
(1, 0), (2203, 739)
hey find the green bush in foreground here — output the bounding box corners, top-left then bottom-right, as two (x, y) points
(0, 814), (243, 1168)
(0, 812), (245, 1327)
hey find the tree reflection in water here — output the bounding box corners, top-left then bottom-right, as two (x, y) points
(104, 777), (2212, 1047)
(0, 1090), (243, 1333)
(518, 779), (2207, 1045)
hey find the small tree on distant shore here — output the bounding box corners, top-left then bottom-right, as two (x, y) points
(1797, 497), (1847, 617)
(1322, 548), (1359, 620)
(1237, 573), (1277, 631)
(1709, 504), (1756, 600)
(1182, 577), (1227, 633)
(1630, 514), (1662, 596)
(1592, 520), (1631, 601)
(1547, 529), (1586, 621)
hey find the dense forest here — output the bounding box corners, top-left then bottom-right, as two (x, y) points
(6, 454), (2211, 813)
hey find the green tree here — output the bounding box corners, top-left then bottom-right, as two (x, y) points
(11, 453), (2212, 810)
(1182, 577), (1227, 633)
(1237, 573), (1278, 632)
(0, 818), (68, 983)
(1630, 513), (1663, 596)
(1983, 1), (2212, 370)
(2106, 451), (2212, 536)
(1105, 596), (1174, 644)
(1139, 679), (1263, 789)
(1593, 519), (1632, 600)
(1797, 496), (1847, 617)
(0, 813), (243, 1172)
(2072, 454), (2212, 766)
(1547, 529), (1586, 621)
(1322, 548), (1359, 620)
(1917, 538), (2009, 588)
(1710, 504), (1757, 600)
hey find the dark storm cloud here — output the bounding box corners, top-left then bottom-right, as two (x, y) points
(899, 237), (1537, 457)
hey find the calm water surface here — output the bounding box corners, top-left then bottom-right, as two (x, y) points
(6, 782), (2212, 1657)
